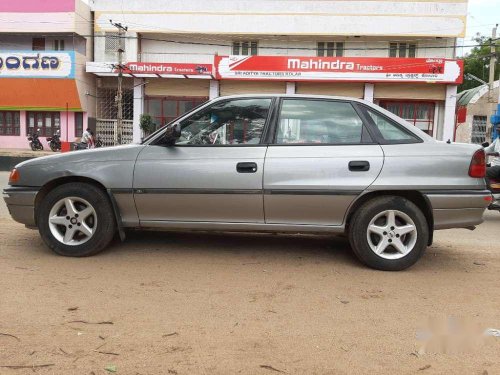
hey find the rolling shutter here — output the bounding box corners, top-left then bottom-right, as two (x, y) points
(145, 78), (210, 97)
(295, 82), (364, 98)
(374, 83), (445, 100)
(219, 81), (286, 96)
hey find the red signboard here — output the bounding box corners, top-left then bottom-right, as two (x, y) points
(215, 55), (463, 84)
(120, 62), (213, 76)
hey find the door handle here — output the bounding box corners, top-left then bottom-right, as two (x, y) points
(349, 160), (370, 172)
(236, 162), (258, 173)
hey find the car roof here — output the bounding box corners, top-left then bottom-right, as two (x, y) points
(214, 93), (368, 103)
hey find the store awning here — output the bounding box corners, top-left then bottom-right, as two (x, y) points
(0, 78), (81, 111)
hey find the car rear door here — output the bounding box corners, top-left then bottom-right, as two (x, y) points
(133, 97), (274, 224)
(263, 98), (384, 226)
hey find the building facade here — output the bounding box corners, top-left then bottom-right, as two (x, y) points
(455, 81), (500, 144)
(85, 0), (467, 144)
(0, 0), (95, 149)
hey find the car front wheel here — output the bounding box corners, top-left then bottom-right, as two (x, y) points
(348, 196), (429, 271)
(37, 183), (116, 257)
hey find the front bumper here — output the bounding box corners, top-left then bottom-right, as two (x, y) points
(424, 190), (492, 230)
(3, 186), (39, 227)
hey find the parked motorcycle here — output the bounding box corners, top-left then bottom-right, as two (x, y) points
(27, 130), (44, 151)
(46, 131), (61, 152)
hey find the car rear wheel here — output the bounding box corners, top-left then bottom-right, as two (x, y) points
(348, 196), (429, 271)
(37, 183), (116, 257)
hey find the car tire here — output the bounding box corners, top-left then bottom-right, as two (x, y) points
(348, 196), (429, 271)
(37, 182), (116, 257)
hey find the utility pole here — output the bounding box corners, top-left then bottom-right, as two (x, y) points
(110, 20), (128, 145)
(488, 24), (497, 102)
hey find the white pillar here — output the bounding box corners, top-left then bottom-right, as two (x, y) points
(209, 80), (219, 99)
(442, 85), (457, 142)
(286, 82), (296, 94)
(133, 78), (144, 143)
(432, 102), (439, 139)
(364, 83), (374, 102)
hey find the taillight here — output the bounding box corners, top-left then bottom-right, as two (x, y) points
(468, 149), (486, 178)
(8, 168), (19, 184)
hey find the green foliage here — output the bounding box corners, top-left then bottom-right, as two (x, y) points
(139, 114), (156, 135)
(459, 35), (500, 92)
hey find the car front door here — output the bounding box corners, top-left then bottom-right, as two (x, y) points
(263, 98), (384, 226)
(133, 97), (274, 224)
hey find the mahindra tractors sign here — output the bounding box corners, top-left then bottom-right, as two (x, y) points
(216, 55), (463, 84)
(86, 61), (213, 78)
(121, 62), (212, 76)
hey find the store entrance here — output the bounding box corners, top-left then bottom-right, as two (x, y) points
(380, 100), (436, 136)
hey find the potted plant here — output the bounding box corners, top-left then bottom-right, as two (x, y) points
(139, 114), (155, 137)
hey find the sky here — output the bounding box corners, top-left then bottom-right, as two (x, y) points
(457, 0), (500, 56)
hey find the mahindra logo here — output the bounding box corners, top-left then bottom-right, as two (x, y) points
(288, 58), (355, 71)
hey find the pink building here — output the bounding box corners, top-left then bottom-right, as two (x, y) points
(0, 0), (95, 149)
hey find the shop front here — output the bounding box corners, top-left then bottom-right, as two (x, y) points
(86, 61), (214, 140)
(215, 55), (462, 140)
(144, 78), (210, 128)
(87, 55), (462, 142)
(0, 51), (84, 149)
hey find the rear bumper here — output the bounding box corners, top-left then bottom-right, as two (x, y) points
(3, 186), (38, 227)
(424, 190), (492, 230)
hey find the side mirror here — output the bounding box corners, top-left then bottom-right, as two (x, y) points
(482, 142), (490, 148)
(163, 122), (181, 146)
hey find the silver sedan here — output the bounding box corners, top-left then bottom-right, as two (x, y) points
(3, 95), (492, 270)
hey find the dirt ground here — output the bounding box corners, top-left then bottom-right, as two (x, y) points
(1, 171), (499, 374)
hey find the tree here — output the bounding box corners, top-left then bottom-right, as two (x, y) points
(459, 34), (500, 92)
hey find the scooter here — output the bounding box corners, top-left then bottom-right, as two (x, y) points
(488, 177), (500, 211)
(483, 142), (500, 211)
(72, 141), (90, 151)
(46, 131), (61, 152)
(73, 134), (103, 151)
(27, 129), (44, 151)
(95, 135), (103, 148)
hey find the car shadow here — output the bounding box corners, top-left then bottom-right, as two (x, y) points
(106, 230), (363, 268)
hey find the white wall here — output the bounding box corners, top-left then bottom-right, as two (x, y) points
(0, 35), (76, 52)
(92, 0), (467, 38)
(134, 35), (456, 63)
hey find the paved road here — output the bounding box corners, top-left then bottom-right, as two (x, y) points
(1, 171), (499, 374)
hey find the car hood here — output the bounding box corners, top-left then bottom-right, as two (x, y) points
(15, 144), (146, 168)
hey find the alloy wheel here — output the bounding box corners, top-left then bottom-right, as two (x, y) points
(48, 197), (97, 246)
(366, 209), (418, 260)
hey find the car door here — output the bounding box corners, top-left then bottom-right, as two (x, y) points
(263, 98), (384, 226)
(133, 97), (274, 224)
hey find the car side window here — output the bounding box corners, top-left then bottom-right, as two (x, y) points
(366, 109), (419, 142)
(276, 99), (365, 144)
(176, 98), (272, 145)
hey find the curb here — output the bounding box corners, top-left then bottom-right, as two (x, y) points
(0, 156), (37, 172)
